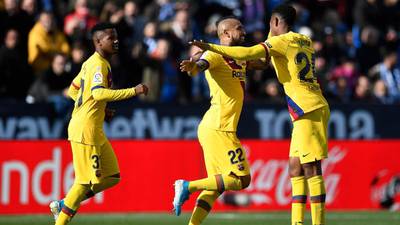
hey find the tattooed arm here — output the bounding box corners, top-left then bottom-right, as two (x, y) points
(179, 57), (209, 76)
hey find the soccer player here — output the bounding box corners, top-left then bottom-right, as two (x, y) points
(49, 23), (149, 225)
(174, 17), (268, 224)
(191, 4), (330, 225)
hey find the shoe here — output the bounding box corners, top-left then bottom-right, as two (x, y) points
(172, 180), (190, 216)
(49, 199), (64, 221)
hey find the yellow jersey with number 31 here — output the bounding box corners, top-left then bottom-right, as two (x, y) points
(263, 31), (328, 120)
(68, 52), (113, 145)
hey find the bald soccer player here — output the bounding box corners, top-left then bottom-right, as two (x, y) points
(173, 16), (269, 225)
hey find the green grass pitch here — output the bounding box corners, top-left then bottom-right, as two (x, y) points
(1, 211), (399, 225)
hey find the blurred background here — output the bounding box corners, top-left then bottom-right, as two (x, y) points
(1, 0), (400, 223)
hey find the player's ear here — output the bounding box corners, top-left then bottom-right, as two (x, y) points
(275, 17), (279, 27)
(224, 29), (230, 38)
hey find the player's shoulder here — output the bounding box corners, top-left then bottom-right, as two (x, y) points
(202, 50), (219, 58)
(201, 50), (221, 62)
(85, 53), (109, 70)
(286, 32), (313, 48)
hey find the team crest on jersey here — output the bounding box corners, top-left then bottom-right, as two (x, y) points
(238, 164), (245, 171)
(93, 72), (103, 84)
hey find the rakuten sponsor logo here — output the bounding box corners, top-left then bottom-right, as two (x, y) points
(246, 145), (346, 206)
(1, 147), (103, 206)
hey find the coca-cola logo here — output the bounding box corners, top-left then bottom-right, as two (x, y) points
(244, 145), (347, 206)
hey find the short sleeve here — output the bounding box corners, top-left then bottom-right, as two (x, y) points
(265, 35), (288, 57)
(90, 64), (110, 92)
(200, 51), (221, 70)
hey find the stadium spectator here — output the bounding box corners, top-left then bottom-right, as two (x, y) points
(352, 76), (372, 103)
(0, 29), (32, 100)
(0, 0), (34, 56)
(163, 9), (200, 103)
(156, 38), (179, 102)
(327, 77), (352, 103)
(369, 50), (400, 103)
(372, 79), (394, 104)
(356, 26), (381, 73)
(66, 41), (88, 77)
(28, 11), (70, 75)
(261, 79), (284, 104)
(64, 0), (98, 41)
(21, 0), (37, 19)
(27, 53), (73, 115)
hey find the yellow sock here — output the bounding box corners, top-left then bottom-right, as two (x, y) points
(308, 175), (326, 225)
(83, 176), (121, 201)
(291, 176), (307, 225)
(188, 174), (242, 193)
(189, 191), (220, 225)
(56, 184), (90, 225)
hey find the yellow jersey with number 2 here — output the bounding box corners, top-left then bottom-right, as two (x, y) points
(262, 31), (328, 120)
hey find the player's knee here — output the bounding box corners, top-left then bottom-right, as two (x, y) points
(302, 161), (322, 179)
(289, 165), (302, 178)
(288, 157), (303, 178)
(240, 175), (251, 189)
(106, 173), (121, 187)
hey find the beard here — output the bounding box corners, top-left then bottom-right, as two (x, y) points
(231, 35), (245, 46)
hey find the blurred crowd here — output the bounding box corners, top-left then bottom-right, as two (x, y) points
(1, 0), (400, 114)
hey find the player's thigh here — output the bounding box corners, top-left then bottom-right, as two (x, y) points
(217, 131), (250, 176)
(290, 106), (329, 164)
(99, 140), (120, 178)
(199, 126), (250, 176)
(198, 125), (220, 176)
(70, 141), (101, 184)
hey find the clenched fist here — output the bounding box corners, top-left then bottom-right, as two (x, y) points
(134, 83), (149, 96)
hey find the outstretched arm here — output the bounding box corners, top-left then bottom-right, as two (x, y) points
(190, 40), (269, 61)
(180, 58), (209, 76)
(247, 58), (271, 70)
(92, 84), (148, 102)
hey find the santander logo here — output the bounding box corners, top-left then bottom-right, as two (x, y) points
(244, 145), (347, 206)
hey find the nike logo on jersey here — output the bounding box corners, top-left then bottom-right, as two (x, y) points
(302, 153), (310, 157)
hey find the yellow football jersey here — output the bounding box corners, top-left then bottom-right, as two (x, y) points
(200, 51), (247, 132)
(263, 31), (328, 120)
(68, 52), (135, 145)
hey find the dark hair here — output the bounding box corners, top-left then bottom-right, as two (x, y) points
(215, 15), (240, 28)
(272, 4), (296, 28)
(91, 22), (116, 36)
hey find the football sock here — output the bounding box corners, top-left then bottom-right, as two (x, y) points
(308, 175), (326, 225)
(188, 174), (242, 193)
(188, 191), (220, 225)
(291, 176), (307, 225)
(82, 175), (121, 201)
(56, 184), (90, 225)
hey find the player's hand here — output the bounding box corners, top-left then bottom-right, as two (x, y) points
(104, 108), (116, 122)
(180, 58), (196, 73)
(134, 83), (149, 96)
(188, 40), (210, 51)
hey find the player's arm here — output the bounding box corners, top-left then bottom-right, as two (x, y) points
(180, 50), (218, 76)
(180, 58), (209, 76)
(92, 84), (148, 102)
(247, 58), (271, 70)
(190, 40), (269, 61)
(90, 65), (148, 102)
(190, 36), (287, 61)
(67, 72), (82, 101)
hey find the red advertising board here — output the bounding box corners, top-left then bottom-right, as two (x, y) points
(1, 140), (400, 214)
